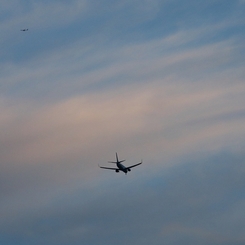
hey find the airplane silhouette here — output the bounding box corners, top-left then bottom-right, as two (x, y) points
(20, 29), (28, 31)
(99, 153), (142, 174)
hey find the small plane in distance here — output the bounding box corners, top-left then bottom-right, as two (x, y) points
(20, 29), (28, 31)
(99, 153), (142, 174)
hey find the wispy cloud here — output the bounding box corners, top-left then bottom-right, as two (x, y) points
(0, 0), (88, 28)
(0, 0), (245, 244)
(1, 152), (244, 245)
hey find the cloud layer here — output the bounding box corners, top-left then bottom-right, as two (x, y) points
(0, 0), (245, 244)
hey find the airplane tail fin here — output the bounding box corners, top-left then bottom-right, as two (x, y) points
(108, 153), (125, 164)
(116, 152), (125, 163)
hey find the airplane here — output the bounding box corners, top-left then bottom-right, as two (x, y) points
(99, 153), (142, 174)
(20, 29), (28, 31)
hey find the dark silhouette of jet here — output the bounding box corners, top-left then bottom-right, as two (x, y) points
(20, 29), (28, 31)
(99, 153), (142, 174)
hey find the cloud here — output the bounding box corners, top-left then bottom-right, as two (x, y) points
(1, 152), (244, 245)
(0, 1), (245, 244)
(2, 23), (244, 101)
(0, 0), (88, 28)
(0, 20), (244, 197)
(0, 67), (244, 215)
(1, 69), (244, 165)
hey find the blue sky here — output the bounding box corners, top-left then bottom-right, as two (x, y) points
(0, 0), (245, 244)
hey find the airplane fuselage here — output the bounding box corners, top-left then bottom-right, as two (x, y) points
(117, 162), (130, 174)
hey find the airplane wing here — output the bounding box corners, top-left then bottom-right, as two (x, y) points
(126, 161), (142, 170)
(99, 165), (119, 170)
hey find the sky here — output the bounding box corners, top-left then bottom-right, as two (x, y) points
(0, 0), (245, 244)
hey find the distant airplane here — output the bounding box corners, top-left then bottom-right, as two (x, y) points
(99, 153), (142, 174)
(20, 29), (28, 31)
